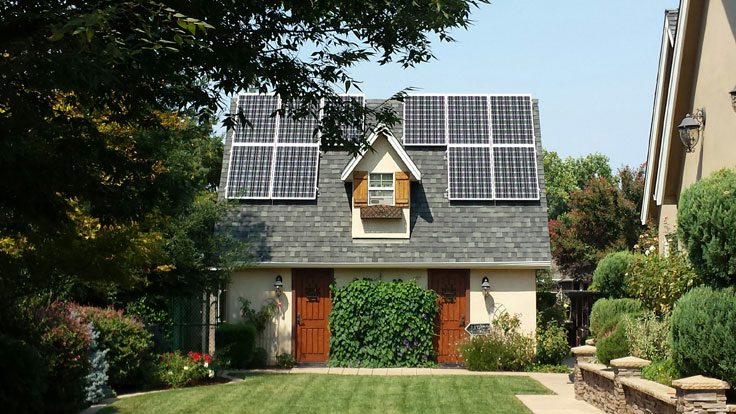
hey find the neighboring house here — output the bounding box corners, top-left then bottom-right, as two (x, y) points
(641, 0), (736, 254)
(217, 94), (551, 364)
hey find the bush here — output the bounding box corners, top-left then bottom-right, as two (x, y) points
(215, 323), (257, 368)
(84, 324), (113, 404)
(670, 286), (736, 387)
(678, 169), (736, 286)
(77, 306), (154, 390)
(35, 302), (92, 413)
(596, 320), (630, 365)
(589, 298), (643, 338)
(459, 313), (535, 371)
(329, 279), (438, 367)
(276, 353), (296, 369)
(592, 251), (632, 298)
(641, 358), (678, 386)
(248, 347), (268, 368)
(0, 334), (47, 414)
(536, 321), (570, 365)
(624, 312), (671, 362)
(536, 291), (567, 328)
(156, 351), (213, 388)
(626, 252), (700, 314)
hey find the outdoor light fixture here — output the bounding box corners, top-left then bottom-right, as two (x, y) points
(274, 275), (283, 296)
(677, 109), (705, 153)
(481, 276), (491, 297)
(730, 86), (736, 113)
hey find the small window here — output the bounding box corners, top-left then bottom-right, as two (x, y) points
(368, 173), (394, 205)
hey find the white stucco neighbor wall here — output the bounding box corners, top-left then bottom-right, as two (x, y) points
(227, 267), (538, 363)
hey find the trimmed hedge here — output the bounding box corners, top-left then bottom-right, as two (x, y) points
(671, 286), (736, 387)
(215, 323), (257, 368)
(592, 251), (632, 299)
(589, 298), (643, 338)
(678, 169), (736, 286)
(329, 279), (438, 367)
(596, 320), (630, 365)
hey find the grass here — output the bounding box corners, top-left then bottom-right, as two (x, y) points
(100, 373), (552, 414)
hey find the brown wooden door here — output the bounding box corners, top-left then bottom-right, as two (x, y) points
(293, 269), (333, 363)
(428, 269), (470, 364)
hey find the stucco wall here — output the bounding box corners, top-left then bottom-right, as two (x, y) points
(227, 267), (538, 363)
(677, 0), (736, 195)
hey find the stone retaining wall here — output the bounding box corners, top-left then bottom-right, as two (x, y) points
(571, 346), (730, 414)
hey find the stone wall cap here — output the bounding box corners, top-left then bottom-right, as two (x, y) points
(571, 345), (596, 356)
(610, 356), (651, 368)
(672, 375), (730, 390)
(585, 338), (595, 346)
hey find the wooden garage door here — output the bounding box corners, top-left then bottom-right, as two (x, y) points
(293, 269), (333, 363)
(428, 269), (470, 364)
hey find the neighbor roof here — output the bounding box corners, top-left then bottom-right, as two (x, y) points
(217, 98), (551, 267)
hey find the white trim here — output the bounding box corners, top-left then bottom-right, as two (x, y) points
(641, 16), (675, 224)
(654, 0), (690, 205)
(340, 125), (423, 181)
(239, 261), (551, 270)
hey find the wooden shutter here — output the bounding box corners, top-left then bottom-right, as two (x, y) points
(353, 171), (368, 207)
(395, 171), (410, 208)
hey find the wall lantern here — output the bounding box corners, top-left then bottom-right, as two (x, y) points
(481, 276), (491, 297)
(274, 275), (283, 296)
(677, 109), (705, 153)
(730, 86), (736, 113)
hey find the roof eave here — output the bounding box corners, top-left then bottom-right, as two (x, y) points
(339, 125), (422, 181)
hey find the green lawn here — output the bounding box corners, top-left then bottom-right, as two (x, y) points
(100, 373), (552, 414)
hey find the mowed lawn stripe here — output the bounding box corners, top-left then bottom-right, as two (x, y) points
(100, 374), (552, 414)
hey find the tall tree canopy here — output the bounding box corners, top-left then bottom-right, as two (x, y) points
(543, 150), (613, 220)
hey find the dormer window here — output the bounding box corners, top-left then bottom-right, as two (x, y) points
(368, 173), (394, 205)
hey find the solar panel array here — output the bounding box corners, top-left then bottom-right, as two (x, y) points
(225, 94), (364, 199)
(404, 94), (539, 200)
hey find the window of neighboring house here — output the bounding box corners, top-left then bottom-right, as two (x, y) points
(368, 173), (394, 205)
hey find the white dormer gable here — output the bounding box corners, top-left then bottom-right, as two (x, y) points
(340, 125), (422, 182)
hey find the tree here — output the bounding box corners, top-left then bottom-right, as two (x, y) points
(549, 165), (645, 280)
(543, 150), (613, 219)
(0, 1), (487, 307)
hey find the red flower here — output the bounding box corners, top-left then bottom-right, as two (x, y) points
(204, 354), (212, 363)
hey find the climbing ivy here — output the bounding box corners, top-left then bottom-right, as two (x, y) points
(328, 279), (438, 367)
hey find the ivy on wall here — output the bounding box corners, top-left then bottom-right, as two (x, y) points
(328, 279), (438, 367)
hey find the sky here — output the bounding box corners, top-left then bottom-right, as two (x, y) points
(347, 0), (679, 170)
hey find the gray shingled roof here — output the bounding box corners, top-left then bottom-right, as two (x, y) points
(666, 9), (678, 44)
(217, 99), (551, 267)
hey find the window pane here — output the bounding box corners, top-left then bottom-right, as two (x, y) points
(369, 173), (394, 188)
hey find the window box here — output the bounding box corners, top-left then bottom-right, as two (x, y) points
(360, 205), (403, 219)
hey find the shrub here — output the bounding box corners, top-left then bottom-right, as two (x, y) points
(276, 353), (296, 369)
(156, 351), (213, 388)
(536, 321), (570, 365)
(459, 313), (535, 371)
(670, 286), (736, 387)
(215, 323), (257, 368)
(35, 302), (92, 413)
(239, 298), (277, 333)
(625, 252), (700, 314)
(592, 251), (632, 298)
(641, 358), (678, 386)
(589, 298), (643, 338)
(248, 347), (268, 368)
(536, 291), (567, 327)
(678, 169), (736, 286)
(84, 324), (113, 404)
(77, 306), (154, 390)
(0, 334), (47, 414)
(596, 319), (630, 365)
(624, 312), (671, 362)
(329, 279), (438, 367)
(525, 364), (571, 373)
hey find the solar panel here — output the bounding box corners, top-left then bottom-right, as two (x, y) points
(448, 96), (490, 145)
(337, 95), (365, 142)
(226, 146), (273, 198)
(277, 100), (320, 144)
(493, 146), (539, 199)
(447, 147), (493, 199)
(233, 95), (278, 143)
(271, 146), (320, 199)
(403, 95), (447, 145)
(489, 96), (534, 145)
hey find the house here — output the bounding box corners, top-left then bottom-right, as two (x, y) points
(641, 0), (736, 253)
(217, 93), (551, 364)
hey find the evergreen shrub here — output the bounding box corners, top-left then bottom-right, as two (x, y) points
(215, 323), (257, 368)
(328, 279), (438, 367)
(589, 298), (643, 338)
(0, 334), (47, 414)
(592, 251), (632, 298)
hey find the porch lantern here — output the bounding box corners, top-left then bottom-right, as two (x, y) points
(730, 86), (736, 113)
(677, 109), (705, 153)
(481, 276), (491, 297)
(274, 275), (283, 296)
